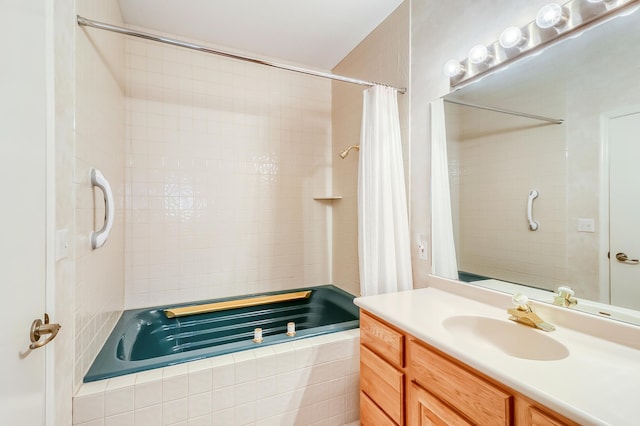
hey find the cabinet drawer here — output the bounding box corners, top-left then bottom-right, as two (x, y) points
(360, 344), (404, 424)
(408, 340), (512, 425)
(408, 381), (472, 426)
(360, 310), (404, 368)
(360, 391), (397, 426)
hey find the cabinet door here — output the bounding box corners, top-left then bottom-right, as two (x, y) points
(408, 381), (472, 426)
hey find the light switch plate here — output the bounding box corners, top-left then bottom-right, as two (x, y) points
(577, 218), (595, 233)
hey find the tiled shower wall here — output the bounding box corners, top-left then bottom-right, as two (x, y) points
(124, 31), (333, 308)
(74, 0), (126, 388)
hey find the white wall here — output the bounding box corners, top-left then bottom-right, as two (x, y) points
(123, 31), (332, 308)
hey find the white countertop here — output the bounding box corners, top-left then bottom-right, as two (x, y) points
(355, 286), (640, 426)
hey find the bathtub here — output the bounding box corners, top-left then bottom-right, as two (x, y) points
(84, 284), (359, 382)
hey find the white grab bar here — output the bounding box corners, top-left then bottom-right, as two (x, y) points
(91, 168), (114, 249)
(527, 189), (539, 231)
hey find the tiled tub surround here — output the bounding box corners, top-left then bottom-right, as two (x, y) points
(124, 29), (333, 310)
(73, 330), (360, 426)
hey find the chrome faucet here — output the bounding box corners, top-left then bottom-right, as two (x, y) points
(508, 293), (555, 332)
(553, 286), (577, 307)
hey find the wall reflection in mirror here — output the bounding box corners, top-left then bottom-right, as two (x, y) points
(433, 4), (640, 325)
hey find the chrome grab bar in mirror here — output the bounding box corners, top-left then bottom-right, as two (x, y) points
(90, 168), (114, 249)
(527, 189), (539, 231)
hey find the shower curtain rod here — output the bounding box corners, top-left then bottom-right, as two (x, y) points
(444, 99), (564, 124)
(77, 16), (407, 94)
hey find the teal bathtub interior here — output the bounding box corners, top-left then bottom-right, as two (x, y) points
(84, 285), (359, 382)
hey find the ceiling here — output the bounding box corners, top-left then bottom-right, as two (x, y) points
(117, 0), (404, 70)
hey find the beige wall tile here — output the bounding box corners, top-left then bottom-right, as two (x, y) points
(123, 31), (332, 307)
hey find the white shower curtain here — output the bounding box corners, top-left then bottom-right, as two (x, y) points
(430, 98), (459, 279)
(358, 85), (413, 296)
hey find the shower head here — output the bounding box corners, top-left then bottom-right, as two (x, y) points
(339, 145), (360, 159)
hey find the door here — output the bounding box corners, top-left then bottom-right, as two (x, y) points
(609, 111), (640, 310)
(0, 1), (48, 423)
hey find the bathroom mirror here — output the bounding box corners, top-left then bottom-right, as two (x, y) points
(434, 5), (640, 324)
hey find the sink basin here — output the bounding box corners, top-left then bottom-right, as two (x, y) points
(442, 315), (570, 361)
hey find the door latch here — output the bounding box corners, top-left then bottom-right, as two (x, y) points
(29, 313), (61, 350)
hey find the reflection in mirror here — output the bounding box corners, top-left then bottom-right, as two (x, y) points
(433, 5), (640, 325)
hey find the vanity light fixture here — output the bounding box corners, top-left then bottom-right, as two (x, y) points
(499, 26), (527, 49)
(444, 0), (637, 88)
(468, 44), (491, 64)
(443, 59), (465, 77)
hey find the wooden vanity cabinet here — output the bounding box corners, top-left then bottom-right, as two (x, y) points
(360, 310), (579, 426)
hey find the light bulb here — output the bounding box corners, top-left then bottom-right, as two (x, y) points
(443, 59), (464, 77)
(468, 44), (490, 65)
(535, 3), (567, 29)
(499, 26), (526, 49)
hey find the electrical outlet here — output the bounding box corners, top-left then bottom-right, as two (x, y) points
(577, 218), (595, 233)
(417, 234), (428, 260)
